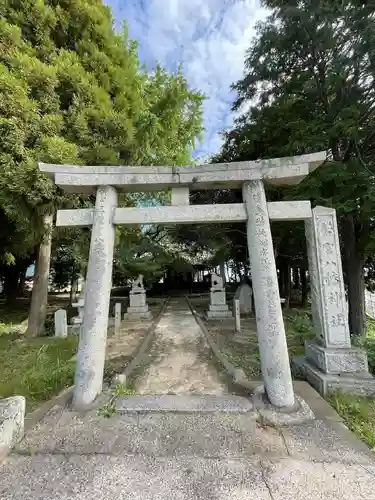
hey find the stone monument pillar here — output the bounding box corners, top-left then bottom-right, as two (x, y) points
(125, 275), (152, 319)
(206, 273), (232, 319)
(243, 180), (295, 408)
(234, 283), (253, 315)
(296, 206), (375, 394)
(114, 303), (122, 333)
(71, 283), (85, 325)
(54, 309), (67, 338)
(72, 185), (117, 409)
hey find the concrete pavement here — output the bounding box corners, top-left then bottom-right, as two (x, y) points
(1, 297), (375, 499)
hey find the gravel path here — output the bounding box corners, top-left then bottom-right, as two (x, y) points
(134, 298), (228, 395)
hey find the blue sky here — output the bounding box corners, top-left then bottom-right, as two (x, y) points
(106, 0), (268, 160)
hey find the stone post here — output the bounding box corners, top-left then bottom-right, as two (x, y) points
(242, 181), (295, 408)
(234, 299), (241, 332)
(296, 206), (375, 395)
(115, 302), (121, 333)
(54, 309), (67, 338)
(305, 206), (350, 347)
(72, 185), (117, 408)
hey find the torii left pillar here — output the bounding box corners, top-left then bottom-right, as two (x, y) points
(72, 185), (117, 408)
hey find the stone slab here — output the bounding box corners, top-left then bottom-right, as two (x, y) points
(42, 152), (326, 195)
(115, 394), (253, 413)
(0, 396), (25, 460)
(208, 304), (230, 311)
(262, 457), (375, 500)
(294, 356), (375, 395)
(129, 292), (146, 308)
(292, 380), (343, 422)
(126, 305), (150, 314)
(210, 289), (226, 306)
(124, 311), (152, 320)
(0, 454), (271, 500)
(281, 419), (374, 464)
(234, 284), (253, 314)
(305, 340), (368, 374)
(206, 310), (233, 319)
(57, 201), (314, 227)
(18, 410), (288, 458)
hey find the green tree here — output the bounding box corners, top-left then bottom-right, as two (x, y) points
(215, 0), (375, 335)
(0, 0), (204, 335)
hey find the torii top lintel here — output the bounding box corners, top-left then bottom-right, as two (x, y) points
(39, 151), (326, 194)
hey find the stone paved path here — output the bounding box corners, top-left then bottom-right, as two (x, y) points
(1, 299), (375, 499)
(3, 382), (375, 500)
(134, 298), (229, 395)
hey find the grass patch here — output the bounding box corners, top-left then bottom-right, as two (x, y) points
(354, 318), (375, 374)
(212, 308), (315, 380)
(0, 334), (78, 411)
(328, 391), (375, 450)
(326, 319), (375, 450)
(112, 381), (136, 397)
(0, 301), (29, 335)
(222, 345), (262, 379)
(283, 308), (315, 357)
(97, 381), (135, 419)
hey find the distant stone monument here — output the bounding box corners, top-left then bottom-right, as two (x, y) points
(234, 283), (253, 315)
(54, 309), (67, 337)
(125, 275), (152, 319)
(71, 283), (85, 325)
(234, 299), (241, 332)
(206, 273), (232, 319)
(114, 303), (121, 333)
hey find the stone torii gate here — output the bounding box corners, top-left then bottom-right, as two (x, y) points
(40, 151), (375, 409)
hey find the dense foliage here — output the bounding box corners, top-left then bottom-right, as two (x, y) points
(0, 0), (204, 334)
(210, 0), (375, 335)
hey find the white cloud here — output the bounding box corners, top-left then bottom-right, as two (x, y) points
(107, 0), (269, 159)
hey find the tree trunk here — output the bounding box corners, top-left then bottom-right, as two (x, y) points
(235, 261), (241, 282)
(3, 265), (20, 304)
(284, 262), (291, 309)
(279, 258), (291, 308)
(17, 269), (27, 296)
(219, 261), (226, 284)
(69, 266), (77, 306)
(278, 259), (285, 296)
(300, 266), (308, 308)
(225, 262), (230, 282)
(341, 213), (366, 337)
(293, 267), (300, 289)
(26, 214), (54, 337)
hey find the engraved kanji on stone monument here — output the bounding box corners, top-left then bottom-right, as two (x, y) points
(305, 207), (350, 348)
(297, 205), (375, 396)
(243, 180), (295, 408)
